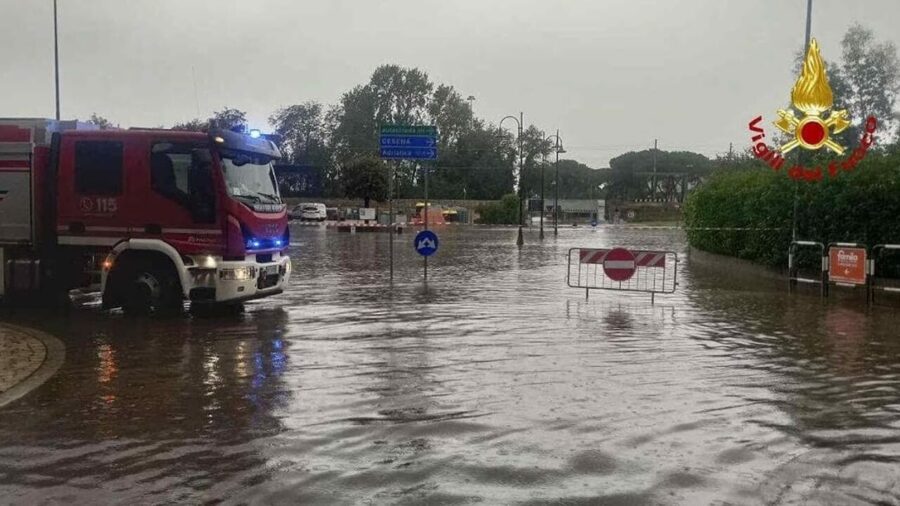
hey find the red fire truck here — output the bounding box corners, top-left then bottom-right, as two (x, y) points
(0, 118), (291, 314)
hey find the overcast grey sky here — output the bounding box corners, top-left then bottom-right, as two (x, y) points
(3, 0), (899, 167)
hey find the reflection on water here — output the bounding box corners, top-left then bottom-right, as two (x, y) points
(1, 226), (900, 504)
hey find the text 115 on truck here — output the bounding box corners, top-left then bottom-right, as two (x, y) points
(0, 119), (291, 314)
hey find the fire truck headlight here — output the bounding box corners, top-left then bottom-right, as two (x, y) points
(219, 266), (254, 281)
(201, 256), (217, 269)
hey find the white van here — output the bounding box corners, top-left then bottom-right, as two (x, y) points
(291, 203), (327, 221)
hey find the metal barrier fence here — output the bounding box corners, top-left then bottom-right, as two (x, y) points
(788, 240), (826, 296)
(567, 248), (677, 303)
(788, 241), (900, 305)
(871, 244), (900, 305)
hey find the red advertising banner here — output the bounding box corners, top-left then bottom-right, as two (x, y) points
(829, 247), (867, 285)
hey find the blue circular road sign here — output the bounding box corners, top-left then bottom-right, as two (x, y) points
(414, 230), (439, 257)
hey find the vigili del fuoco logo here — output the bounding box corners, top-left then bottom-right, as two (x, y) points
(749, 38), (877, 182)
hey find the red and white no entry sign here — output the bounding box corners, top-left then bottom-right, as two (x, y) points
(603, 247), (636, 282)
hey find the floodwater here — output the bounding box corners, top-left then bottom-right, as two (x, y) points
(2, 225), (900, 505)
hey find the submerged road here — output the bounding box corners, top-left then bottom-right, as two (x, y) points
(2, 226), (900, 504)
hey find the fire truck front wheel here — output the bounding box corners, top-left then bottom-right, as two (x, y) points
(118, 263), (183, 316)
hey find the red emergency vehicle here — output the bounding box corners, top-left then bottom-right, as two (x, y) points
(0, 118), (291, 313)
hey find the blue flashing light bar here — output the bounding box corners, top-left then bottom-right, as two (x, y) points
(245, 237), (287, 251)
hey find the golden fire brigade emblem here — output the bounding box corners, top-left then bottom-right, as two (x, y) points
(774, 38), (850, 154)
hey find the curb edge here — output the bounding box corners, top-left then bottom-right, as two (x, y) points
(0, 324), (65, 409)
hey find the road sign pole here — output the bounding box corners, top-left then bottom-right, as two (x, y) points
(424, 162), (429, 282)
(379, 124), (438, 284)
(389, 161), (394, 283)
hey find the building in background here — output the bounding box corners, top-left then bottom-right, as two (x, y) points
(530, 198), (605, 225)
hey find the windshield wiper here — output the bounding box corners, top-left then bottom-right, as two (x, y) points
(256, 192), (281, 203)
(234, 193), (262, 203)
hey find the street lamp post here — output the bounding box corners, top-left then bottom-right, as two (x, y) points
(592, 183), (607, 223)
(544, 131), (564, 237)
(499, 113), (524, 246)
(540, 154), (545, 240)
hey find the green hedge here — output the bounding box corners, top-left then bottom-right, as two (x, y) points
(476, 194), (520, 224)
(684, 153), (900, 267)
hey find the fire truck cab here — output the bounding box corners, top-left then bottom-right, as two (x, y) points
(0, 119), (291, 314)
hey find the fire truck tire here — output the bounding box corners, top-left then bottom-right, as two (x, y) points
(121, 264), (183, 316)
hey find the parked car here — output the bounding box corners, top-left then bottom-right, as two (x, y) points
(290, 203), (327, 221)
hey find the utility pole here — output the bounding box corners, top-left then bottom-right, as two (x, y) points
(389, 162), (394, 283)
(805, 0), (813, 48)
(792, 0), (813, 243)
(424, 163), (429, 281)
(53, 0), (60, 120)
(651, 139), (658, 200)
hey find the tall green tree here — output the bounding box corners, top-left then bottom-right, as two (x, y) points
(172, 107), (248, 132)
(369, 65), (433, 126)
(332, 65), (434, 161)
(608, 150), (711, 200)
(537, 159), (608, 199)
(331, 66), (436, 199)
(428, 84), (475, 148)
(518, 127), (554, 200)
(793, 24), (900, 145)
(269, 102), (336, 196)
(430, 125), (515, 199)
(269, 101), (329, 165)
(264, 64), (600, 201)
(171, 118), (207, 132)
(211, 107), (248, 131)
(87, 113), (114, 129)
(840, 24), (900, 142)
(340, 156), (388, 207)
(427, 86), (511, 200)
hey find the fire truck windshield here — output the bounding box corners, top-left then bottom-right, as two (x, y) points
(219, 152), (281, 205)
